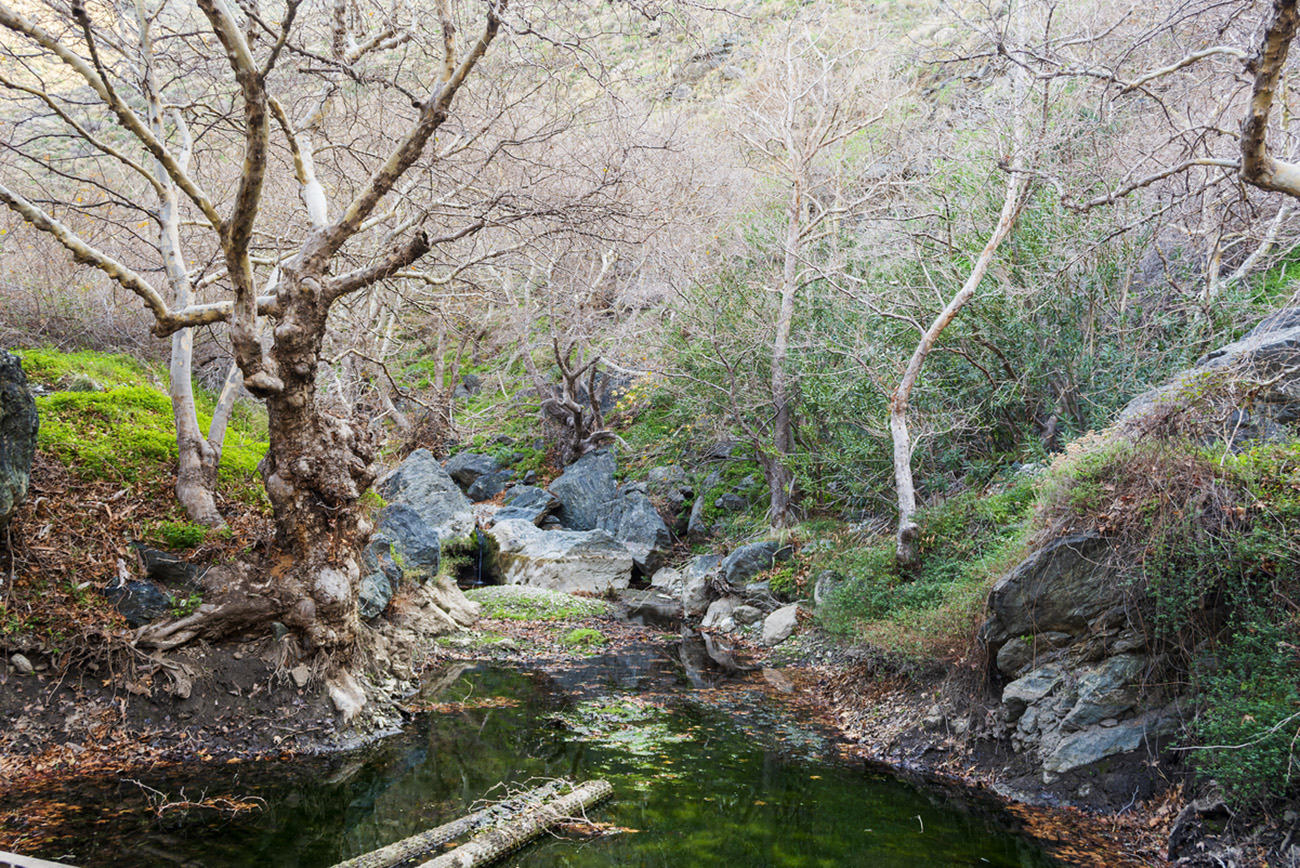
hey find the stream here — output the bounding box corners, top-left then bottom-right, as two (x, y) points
(7, 637), (1060, 867)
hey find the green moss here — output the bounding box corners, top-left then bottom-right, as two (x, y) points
(146, 520), (214, 549)
(464, 585), (609, 620)
(23, 348), (267, 504)
(18, 348), (164, 391)
(559, 627), (606, 648)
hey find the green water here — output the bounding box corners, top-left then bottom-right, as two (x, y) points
(11, 646), (1059, 867)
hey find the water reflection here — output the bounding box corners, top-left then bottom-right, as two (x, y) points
(4, 646), (1060, 868)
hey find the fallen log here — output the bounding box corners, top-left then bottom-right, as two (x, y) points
(327, 780), (568, 868)
(416, 780), (614, 868)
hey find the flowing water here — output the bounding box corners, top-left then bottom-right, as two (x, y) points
(8, 638), (1060, 867)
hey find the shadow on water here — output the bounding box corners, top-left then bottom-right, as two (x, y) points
(3, 636), (1062, 868)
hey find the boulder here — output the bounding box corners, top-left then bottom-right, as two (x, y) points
(604, 487), (672, 574)
(649, 566), (684, 596)
(466, 470), (511, 502)
(732, 604), (764, 626)
(1060, 654), (1145, 731)
(722, 541), (791, 586)
(1043, 711), (1178, 774)
(682, 554), (721, 617)
(1116, 308), (1300, 445)
(488, 518), (632, 593)
(375, 503), (441, 578)
(647, 465), (693, 517)
(492, 486), (560, 526)
(547, 450), (618, 531)
(445, 452), (500, 488)
(1001, 665), (1065, 721)
(686, 496), (709, 541)
(376, 449), (475, 540)
(131, 544), (200, 589)
(762, 603), (800, 646)
(812, 570), (842, 607)
(0, 351), (38, 529)
(983, 533), (1113, 654)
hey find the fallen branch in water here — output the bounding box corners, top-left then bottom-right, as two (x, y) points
(417, 780), (614, 868)
(328, 779), (607, 868)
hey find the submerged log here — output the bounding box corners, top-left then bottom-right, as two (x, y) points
(327, 781), (570, 868)
(417, 780), (614, 868)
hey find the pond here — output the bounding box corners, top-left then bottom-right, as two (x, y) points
(7, 637), (1060, 867)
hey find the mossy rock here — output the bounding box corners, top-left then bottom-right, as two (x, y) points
(463, 585), (610, 620)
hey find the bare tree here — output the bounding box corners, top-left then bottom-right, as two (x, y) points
(0, 0), (639, 680)
(710, 18), (890, 527)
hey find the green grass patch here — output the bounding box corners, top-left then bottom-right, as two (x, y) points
(813, 473), (1037, 658)
(464, 585), (610, 621)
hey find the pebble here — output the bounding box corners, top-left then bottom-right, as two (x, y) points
(10, 653), (34, 675)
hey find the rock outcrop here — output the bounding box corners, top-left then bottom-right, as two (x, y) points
(0, 351), (38, 530)
(981, 313), (1300, 780)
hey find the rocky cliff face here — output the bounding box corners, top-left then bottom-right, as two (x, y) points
(981, 311), (1300, 782)
(0, 351), (38, 530)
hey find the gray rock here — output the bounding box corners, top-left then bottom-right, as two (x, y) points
(762, 603), (800, 646)
(358, 568), (398, 619)
(722, 541), (791, 586)
(812, 570), (841, 607)
(704, 440), (742, 459)
(1117, 308), (1300, 445)
(603, 489), (671, 574)
(1043, 712), (1177, 774)
(682, 554), (722, 617)
(1060, 654), (1145, 730)
(461, 373), (482, 395)
(376, 449), (475, 540)
(686, 496), (709, 541)
(701, 596), (741, 630)
(647, 465), (688, 488)
(445, 452), (500, 488)
(102, 579), (173, 627)
(493, 486), (560, 525)
(1002, 666), (1065, 721)
(649, 566), (684, 596)
(548, 450), (618, 531)
(996, 636), (1036, 677)
(983, 533), (1112, 650)
(9, 653), (34, 675)
(131, 544), (200, 589)
(375, 503), (442, 578)
(466, 470), (510, 502)
(0, 351), (37, 529)
(488, 519), (632, 593)
(715, 492), (747, 513)
(732, 604), (764, 626)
